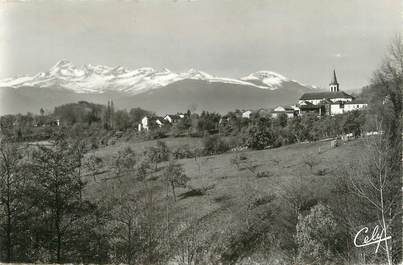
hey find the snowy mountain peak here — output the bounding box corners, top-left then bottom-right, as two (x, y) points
(0, 61), (316, 95)
(160, 68), (171, 73)
(84, 64), (113, 74)
(240, 70), (317, 90)
(49, 60), (81, 76)
(53, 59), (74, 68)
(241, 71), (289, 89)
(182, 68), (213, 80)
(244, 70), (288, 80)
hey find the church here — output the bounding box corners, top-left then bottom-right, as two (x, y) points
(298, 70), (367, 116)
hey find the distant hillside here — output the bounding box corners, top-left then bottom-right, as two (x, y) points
(118, 79), (315, 114)
(0, 86), (120, 115)
(0, 79), (316, 115)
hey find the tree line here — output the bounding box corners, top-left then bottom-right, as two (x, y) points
(0, 136), (195, 264)
(0, 100), (373, 155)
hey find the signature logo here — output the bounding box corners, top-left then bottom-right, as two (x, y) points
(354, 225), (391, 253)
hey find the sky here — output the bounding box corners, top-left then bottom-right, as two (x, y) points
(0, 0), (401, 90)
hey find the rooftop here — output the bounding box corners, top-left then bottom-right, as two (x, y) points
(343, 99), (367, 104)
(330, 69), (338, 84)
(299, 91), (354, 100)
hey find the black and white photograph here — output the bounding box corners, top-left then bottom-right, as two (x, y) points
(0, 0), (401, 264)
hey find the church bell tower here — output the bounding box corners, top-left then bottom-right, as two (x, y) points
(329, 69), (339, 92)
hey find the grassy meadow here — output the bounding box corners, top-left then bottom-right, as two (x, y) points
(80, 136), (364, 263)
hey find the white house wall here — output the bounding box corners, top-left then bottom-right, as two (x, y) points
(299, 98), (352, 106)
(329, 98), (353, 103)
(164, 116), (173, 123)
(330, 103), (367, 115)
(344, 103), (367, 111)
(242, 111), (252, 118)
(330, 104), (344, 115)
(141, 117), (149, 131)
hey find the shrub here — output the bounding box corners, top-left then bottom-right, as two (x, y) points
(239, 153), (248, 161)
(148, 128), (168, 139)
(203, 135), (230, 155)
(172, 144), (194, 159)
(303, 152), (319, 172)
(247, 121), (275, 150)
(256, 171), (272, 178)
(226, 136), (245, 150)
(315, 168), (328, 176)
(90, 136), (99, 149)
(295, 203), (342, 265)
(146, 140), (170, 170)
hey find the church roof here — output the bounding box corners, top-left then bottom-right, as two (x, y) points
(299, 91), (354, 100)
(344, 99), (367, 104)
(299, 103), (323, 110)
(330, 69), (338, 84)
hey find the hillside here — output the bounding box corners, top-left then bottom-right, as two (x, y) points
(0, 80), (314, 115)
(82, 137), (363, 263)
(117, 79), (313, 114)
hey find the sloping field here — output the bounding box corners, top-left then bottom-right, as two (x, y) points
(83, 137), (364, 263)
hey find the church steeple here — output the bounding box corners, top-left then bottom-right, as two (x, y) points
(329, 69), (339, 92)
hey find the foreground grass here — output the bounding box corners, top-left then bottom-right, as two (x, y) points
(83, 137), (364, 263)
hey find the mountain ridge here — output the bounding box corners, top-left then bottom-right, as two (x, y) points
(0, 60), (316, 93)
(0, 60), (320, 115)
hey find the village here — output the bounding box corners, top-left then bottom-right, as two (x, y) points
(138, 70), (367, 131)
(0, 70), (369, 143)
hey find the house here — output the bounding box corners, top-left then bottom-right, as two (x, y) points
(33, 118), (60, 127)
(155, 119), (163, 127)
(299, 100), (328, 116)
(163, 115), (174, 123)
(255, 108), (271, 117)
(298, 70), (366, 115)
(163, 114), (182, 124)
(299, 91), (354, 105)
(138, 116), (164, 131)
(242, 110), (253, 119)
(329, 100), (368, 115)
(299, 70), (354, 105)
(271, 105), (300, 118)
(139, 116), (149, 131)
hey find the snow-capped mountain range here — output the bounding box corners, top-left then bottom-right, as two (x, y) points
(0, 60), (313, 94)
(0, 60), (319, 115)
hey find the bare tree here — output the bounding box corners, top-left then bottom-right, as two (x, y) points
(174, 214), (207, 265)
(371, 36), (402, 264)
(230, 152), (259, 176)
(349, 132), (399, 265)
(277, 175), (317, 217)
(30, 140), (87, 263)
(163, 159), (190, 202)
(0, 141), (26, 262)
(113, 146), (137, 177)
(146, 141), (170, 171)
(83, 153), (104, 182)
(109, 191), (140, 265)
(302, 152), (319, 172)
